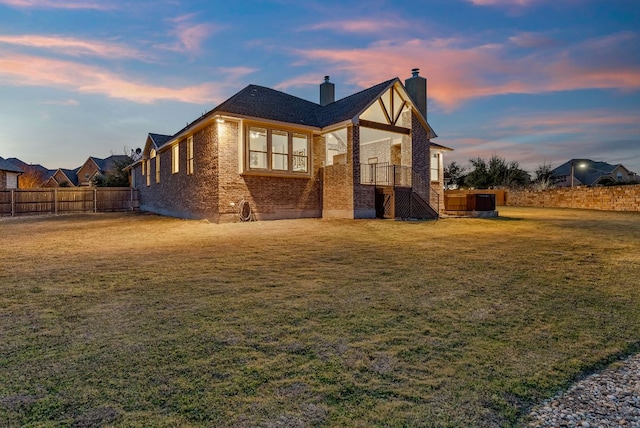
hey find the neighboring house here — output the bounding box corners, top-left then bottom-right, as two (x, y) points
(6, 158), (53, 187)
(130, 69), (452, 222)
(551, 159), (639, 187)
(76, 155), (131, 186)
(0, 157), (23, 189)
(43, 168), (79, 187)
(40, 155), (130, 188)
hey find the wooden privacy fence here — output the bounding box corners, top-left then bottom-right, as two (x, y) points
(0, 188), (139, 217)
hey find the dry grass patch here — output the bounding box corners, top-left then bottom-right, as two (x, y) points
(1, 208), (639, 427)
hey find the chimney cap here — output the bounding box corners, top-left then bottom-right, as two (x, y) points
(324, 75), (330, 82)
(411, 68), (420, 77)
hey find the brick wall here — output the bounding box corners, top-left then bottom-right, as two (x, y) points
(323, 125), (354, 218)
(0, 171), (6, 188)
(506, 185), (640, 211)
(351, 125), (375, 218)
(135, 124), (220, 220)
(323, 163), (354, 218)
(217, 122), (323, 222)
(411, 114), (430, 184)
(135, 120), (325, 222)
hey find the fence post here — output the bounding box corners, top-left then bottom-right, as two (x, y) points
(94, 188), (97, 213)
(54, 189), (58, 214)
(130, 188), (134, 211)
(11, 189), (15, 217)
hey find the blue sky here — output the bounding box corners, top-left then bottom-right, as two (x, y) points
(0, 0), (638, 174)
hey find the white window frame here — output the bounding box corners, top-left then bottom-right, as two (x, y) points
(155, 153), (161, 184)
(431, 152), (440, 182)
(187, 136), (194, 175)
(245, 125), (310, 176)
(172, 144), (179, 174)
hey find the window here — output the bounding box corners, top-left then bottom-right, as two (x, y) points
(431, 153), (440, 182)
(155, 153), (161, 184)
(172, 144), (179, 174)
(246, 126), (309, 174)
(187, 136), (194, 175)
(292, 133), (308, 172)
(272, 130), (288, 171)
(249, 127), (268, 169)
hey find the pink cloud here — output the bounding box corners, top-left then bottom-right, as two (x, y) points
(0, 35), (144, 59)
(0, 53), (226, 104)
(41, 98), (79, 106)
(442, 110), (640, 171)
(0, 0), (113, 10)
(496, 111), (640, 134)
(307, 19), (407, 34)
(159, 14), (218, 56)
(466, 0), (539, 6)
(291, 34), (640, 112)
(509, 32), (559, 48)
(273, 74), (322, 91)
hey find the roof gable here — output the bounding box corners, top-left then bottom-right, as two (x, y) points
(53, 168), (79, 186)
(143, 133), (173, 157)
(149, 133), (173, 149)
(316, 79), (398, 127)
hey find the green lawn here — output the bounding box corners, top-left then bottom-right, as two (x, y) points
(1, 207), (639, 427)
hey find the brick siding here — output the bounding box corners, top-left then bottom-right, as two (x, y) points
(133, 100), (435, 221)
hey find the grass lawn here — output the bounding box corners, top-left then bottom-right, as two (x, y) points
(1, 207), (639, 427)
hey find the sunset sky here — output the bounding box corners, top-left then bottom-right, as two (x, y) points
(1, 0), (638, 174)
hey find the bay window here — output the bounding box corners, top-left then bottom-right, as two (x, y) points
(246, 126), (309, 174)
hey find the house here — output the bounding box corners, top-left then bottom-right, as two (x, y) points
(76, 155), (131, 186)
(6, 158), (53, 187)
(129, 69), (452, 222)
(551, 159), (639, 187)
(43, 168), (79, 187)
(40, 155), (130, 187)
(0, 157), (23, 189)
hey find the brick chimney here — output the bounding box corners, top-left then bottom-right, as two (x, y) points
(404, 68), (427, 120)
(320, 76), (335, 106)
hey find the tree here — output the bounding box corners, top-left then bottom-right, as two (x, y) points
(93, 155), (134, 187)
(18, 165), (47, 188)
(464, 155), (530, 189)
(444, 161), (467, 189)
(531, 162), (553, 190)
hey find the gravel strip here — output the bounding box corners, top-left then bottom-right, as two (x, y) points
(525, 353), (640, 427)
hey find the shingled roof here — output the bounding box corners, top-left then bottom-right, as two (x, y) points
(214, 85), (321, 126)
(91, 155), (131, 173)
(7, 158), (53, 177)
(0, 156), (24, 173)
(159, 76), (441, 147)
(148, 133), (173, 148)
(172, 78), (412, 137)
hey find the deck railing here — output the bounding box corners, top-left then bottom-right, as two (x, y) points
(360, 163), (440, 217)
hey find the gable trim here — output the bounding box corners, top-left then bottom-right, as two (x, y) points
(359, 119), (411, 135)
